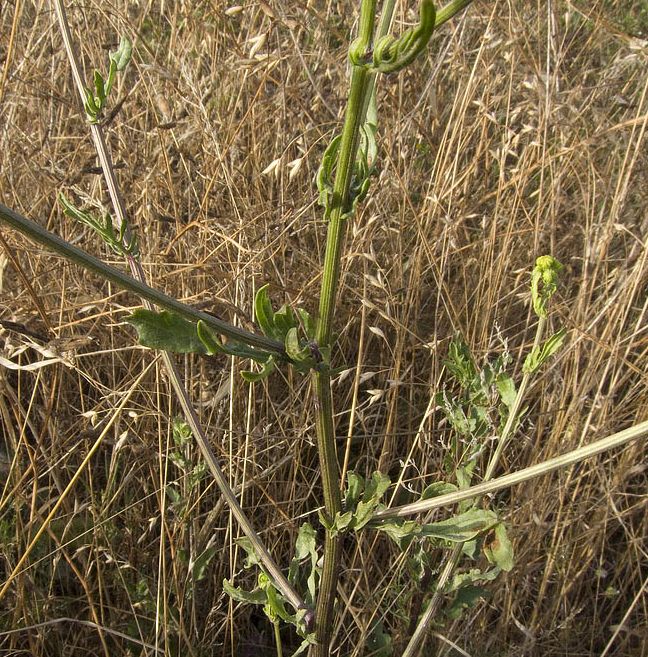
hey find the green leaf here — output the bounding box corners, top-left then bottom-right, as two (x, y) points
(436, 392), (475, 437)
(419, 509), (498, 543)
(523, 328), (566, 373)
(263, 573), (292, 623)
(222, 578), (267, 605)
(285, 327), (310, 362)
(273, 304), (296, 335)
(483, 523), (514, 572)
(166, 484), (181, 506)
(363, 471), (391, 503)
(366, 620), (393, 656)
(495, 373), (517, 413)
(236, 537), (262, 569)
(254, 284), (278, 339)
(127, 309), (207, 354)
(298, 308), (316, 339)
(288, 522), (319, 604)
(448, 567), (501, 592)
(456, 465), (473, 491)
(374, 519), (421, 549)
(332, 510), (354, 535)
(84, 87), (100, 118)
(196, 320), (224, 354)
(446, 585), (489, 619)
(191, 545), (217, 582)
(444, 336), (478, 388)
(110, 35), (133, 71)
(421, 481), (458, 500)
(241, 356), (276, 382)
(344, 471), (364, 507)
(93, 69), (106, 106)
(172, 417), (192, 446)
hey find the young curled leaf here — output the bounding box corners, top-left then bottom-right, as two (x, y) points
(316, 135), (342, 220)
(273, 303), (297, 336)
(196, 320), (224, 355)
(298, 308), (316, 340)
(371, 0), (436, 74)
(316, 126), (376, 222)
(285, 327), (309, 362)
(93, 70), (106, 106)
(109, 36), (133, 72)
(531, 255), (563, 318)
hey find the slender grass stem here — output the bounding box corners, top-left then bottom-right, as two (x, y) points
(49, 0), (304, 616)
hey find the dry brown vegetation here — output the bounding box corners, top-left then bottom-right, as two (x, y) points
(0, 1), (647, 655)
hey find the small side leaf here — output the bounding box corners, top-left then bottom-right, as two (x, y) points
(421, 481), (458, 499)
(419, 509), (498, 543)
(254, 284), (278, 339)
(298, 308), (316, 339)
(241, 356), (276, 382)
(495, 373), (517, 413)
(446, 585), (489, 620)
(127, 309), (206, 354)
(222, 578), (267, 605)
(523, 328), (566, 373)
(483, 523), (514, 572)
(191, 546), (217, 582)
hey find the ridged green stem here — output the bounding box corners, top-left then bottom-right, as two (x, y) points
(310, 4), (377, 650)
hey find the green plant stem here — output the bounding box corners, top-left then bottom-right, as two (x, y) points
(310, 3), (379, 648)
(0, 202), (285, 358)
(49, 0), (305, 616)
(400, 314), (549, 657)
(308, 2), (478, 650)
(273, 621), (283, 657)
(485, 316), (546, 480)
(434, 0), (474, 28)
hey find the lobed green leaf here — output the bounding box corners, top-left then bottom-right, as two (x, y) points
(127, 309), (207, 354)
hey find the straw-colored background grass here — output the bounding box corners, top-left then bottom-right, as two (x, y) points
(0, 1), (646, 655)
